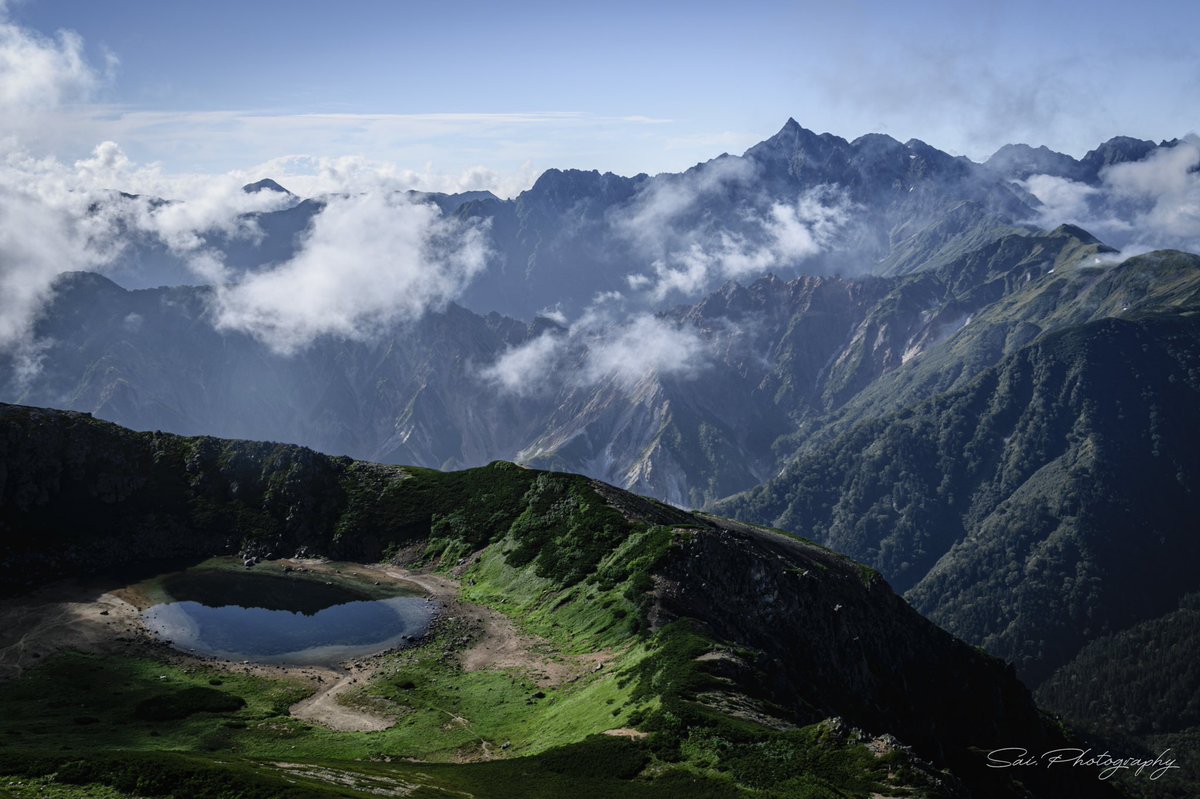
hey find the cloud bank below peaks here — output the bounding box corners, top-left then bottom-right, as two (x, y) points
(480, 308), (710, 396)
(212, 192), (490, 354)
(614, 158), (852, 301)
(1022, 135), (1200, 255)
(0, 138), (491, 365)
(0, 140), (297, 362)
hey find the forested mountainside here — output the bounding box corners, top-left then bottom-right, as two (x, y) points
(719, 310), (1200, 679)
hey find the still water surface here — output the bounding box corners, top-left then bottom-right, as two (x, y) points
(141, 568), (434, 665)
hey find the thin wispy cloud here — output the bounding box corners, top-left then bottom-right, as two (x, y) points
(480, 298), (713, 397)
(614, 157), (759, 255)
(25, 106), (679, 195)
(581, 313), (710, 386)
(480, 330), (565, 396)
(814, 36), (1110, 159)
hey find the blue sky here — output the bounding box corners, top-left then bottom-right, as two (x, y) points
(3, 0), (1198, 193)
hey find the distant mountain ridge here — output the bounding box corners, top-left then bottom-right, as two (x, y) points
(9, 224), (1186, 510)
(99, 120), (1177, 315)
(983, 135), (1176, 183)
(12, 225), (1194, 778)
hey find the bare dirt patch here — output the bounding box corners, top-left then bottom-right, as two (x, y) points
(0, 583), (141, 680)
(382, 566), (614, 688)
(602, 727), (649, 740)
(289, 663), (392, 732)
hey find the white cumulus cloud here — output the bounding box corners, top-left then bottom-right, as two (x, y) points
(581, 314), (709, 386)
(0, 138), (303, 362)
(0, 134), (493, 367)
(0, 13), (99, 113)
(212, 192), (490, 354)
(0, 183), (105, 377)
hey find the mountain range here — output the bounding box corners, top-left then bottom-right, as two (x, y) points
(98, 120), (1179, 316)
(2, 119), (1197, 797)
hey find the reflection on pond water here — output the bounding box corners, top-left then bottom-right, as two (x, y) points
(141, 567), (434, 665)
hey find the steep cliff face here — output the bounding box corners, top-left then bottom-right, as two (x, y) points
(654, 523), (1040, 746)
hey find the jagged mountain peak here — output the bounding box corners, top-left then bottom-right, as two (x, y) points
(743, 117), (847, 160)
(901, 137), (963, 167)
(1078, 135), (1163, 178)
(522, 167), (640, 205)
(529, 167), (613, 189)
(1088, 134), (1159, 154)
